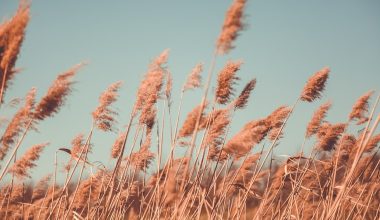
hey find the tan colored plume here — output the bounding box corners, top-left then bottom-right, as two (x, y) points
(316, 123), (346, 151)
(8, 142), (48, 179)
(34, 63), (84, 120)
(300, 67), (330, 102)
(203, 109), (230, 148)
(306, 101), (332, 138)
(216, 0), (246, 54)
(178, 102), (208, 138)
(267, 106), (291, 141)
(234, 78), (256, 109)
(349, 90), (374, 125)
(184, 63), (203, 91)
(92, 81), (122, 132)
(0, 88), (36, 160)
(111, 132), (126, 159)
(215, 61), (242, 104)
(224, 118), (270, 158)
(0, 1), (30, 101)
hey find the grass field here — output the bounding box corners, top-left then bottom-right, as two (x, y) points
(0, 1), (379, 219)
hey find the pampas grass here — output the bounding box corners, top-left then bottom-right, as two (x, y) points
(233, 78), (256, 109)
(306, 101), (332, 138)
(178, 102), (207, 139)
(0, 1), (379, 220)
(34, 63), (84, 121)
(92, 81), (122, 132)
(8, 143), (48, 179)
(0, 88), (35, 160)
(224, 118), (269, 158)
(184, 63), (203, 91)
(216, 0), (246, 54)
(0, 1), (30, 103)
(349, 90), (374, 125)
(300, 67), (330, 102)
(215, 61), (241, 104)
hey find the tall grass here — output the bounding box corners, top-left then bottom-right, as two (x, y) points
(1, 0), (380, 219)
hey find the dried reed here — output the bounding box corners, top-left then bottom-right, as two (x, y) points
(216, 0), (246, 54)
(34, 63), (84, 121)
(215, 61), (242, 104)
(306, 101), (331, 138)
(349, 90), (374, 125)
(300, 67), (330, 102)
(92, 81), (122, 132)
(0, 88), (35, 160)
(0, 1), (30, 103)
(8, 143), (48, 179)
(1, 1), (379, 220)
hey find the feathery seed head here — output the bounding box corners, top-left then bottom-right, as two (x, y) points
(203, 109), (230, 148)
(32, 174), (52, 202)
(224, 118), (270, 158)
(0, 1), (30, 99)
(165, 71), (173, 102)
(317, 123), (346, 151)
(215, 61), (242, 104)
(92, 81), (122, 132)
(178, 102), (208, 138)
(111, 132), (125, 159)
(234, 78), (256, 109)
(266, 106), (291, 141)
(1, 88), (36, 160)
(184, 63), (203, 91)
(216, 0), (246, 54)
(306, 101), (332, 138)
(365, 133), (380, 152)
(130, 147), (155, 171)
(300, 67), (330, 102)
(135, 50), (168, 133)
(8, 142), (48, 179)
(349, 90), (374, 125)
(34, 63), (84, 121)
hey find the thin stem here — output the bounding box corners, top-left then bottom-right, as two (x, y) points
(0, 118), (33, 182)
(63, 124), (95, 219)
(326, 94), (379, 219)
(234, 98), (300, 219)
(0, 65), (9, 107)
(180, 50), (218, 191)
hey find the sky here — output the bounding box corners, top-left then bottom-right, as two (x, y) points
(0, 0), (380, 183)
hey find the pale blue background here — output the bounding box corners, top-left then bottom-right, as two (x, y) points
(0, 0), (379, 183)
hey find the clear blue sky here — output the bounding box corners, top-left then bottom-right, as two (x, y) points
(1, 0), (379, 182)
